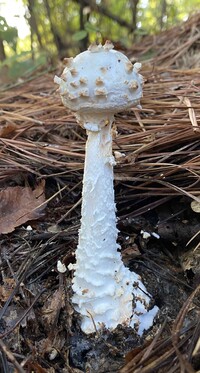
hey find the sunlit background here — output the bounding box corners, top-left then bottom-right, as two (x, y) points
(0, 0), (199, 83)
(0, 0), (29, 38)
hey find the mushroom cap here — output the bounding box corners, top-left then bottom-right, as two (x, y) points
(54, 42), (143, 115)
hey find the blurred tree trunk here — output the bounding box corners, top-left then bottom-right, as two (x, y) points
(43, 0), (66, 55)
(73, 0), (134, 31)
(130, 0), (139, 40)
(79, 0), (89, 51)
(27, 0), (44, 49)
(159, 0), (167, 30)
(0, 39), (6, 61)
(130, 0), (139, 31)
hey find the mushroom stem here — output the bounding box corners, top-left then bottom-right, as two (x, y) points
(80, 117), (116, 243)
(70, 116), (158, 334)
(55, 42), (158, 335)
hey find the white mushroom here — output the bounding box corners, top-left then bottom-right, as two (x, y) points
(55, 42), (158, 334)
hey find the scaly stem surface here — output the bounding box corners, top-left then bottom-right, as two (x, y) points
(71, 117), (158, 334)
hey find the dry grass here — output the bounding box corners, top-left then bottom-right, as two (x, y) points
(0, 59), (199, 217)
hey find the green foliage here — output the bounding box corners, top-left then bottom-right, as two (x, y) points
(137, 0), (200, 34)
(72, 30), (88, 41)
(72, 21), (102, 41)
(0, 50), (48, 83)
(0, 16), (18, 51)
(19, 0), (199, 55)
(2, 0), (200, 68)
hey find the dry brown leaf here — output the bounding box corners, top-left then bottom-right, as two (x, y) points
(0, 278), (16, 303)
(0, 123), (17, 137)
(124, 345), (145, 364)
(180, 245), (200, 273)
(0, 180), (46, 234)
(41, 289), (65, 327)
(25, 360), (54, 373)
(122, 244), (141, 266)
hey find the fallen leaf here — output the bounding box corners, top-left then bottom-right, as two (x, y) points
(36, 332), (66, 359)
(2, 303), (35, 351)
(41, 289), (65, 327)
(25, 360), (54, 373)
(191, 198), (200, 213)
(124, 345), (145, 364)
(0, 123), (17, 137)
(122, 243), (141, 265)
(0, 180), (46, 234)
(180, 245), (200, 273)
(0, 278), (16, 303)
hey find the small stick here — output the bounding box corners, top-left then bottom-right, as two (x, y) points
(0, 339), (26, 373)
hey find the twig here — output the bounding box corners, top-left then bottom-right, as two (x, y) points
(0, 289), (46, 339)
(0, 339), (26, 373)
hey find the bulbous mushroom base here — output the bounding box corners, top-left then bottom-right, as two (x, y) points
(71, 256), (158, 335)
